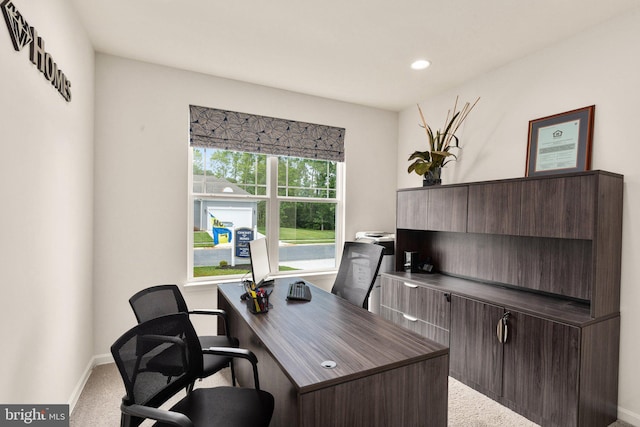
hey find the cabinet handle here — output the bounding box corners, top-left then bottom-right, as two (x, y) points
(403, 282), (418, 289)
(402, 313), (418, 322)
(496, 312), (510, 343)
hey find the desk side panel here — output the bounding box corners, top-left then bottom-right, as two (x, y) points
(299, 355), (449, 427)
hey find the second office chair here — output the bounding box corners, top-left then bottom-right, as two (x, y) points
(129, 284), (239, 388)
(330, 241), (385, 309)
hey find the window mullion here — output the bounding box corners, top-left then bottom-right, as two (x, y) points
(335, 162), (345, 265)
(267, 156), (280, 272)
(285, 157), (289, 197)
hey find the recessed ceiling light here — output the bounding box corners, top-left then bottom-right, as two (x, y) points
(411, 59), (431, 70)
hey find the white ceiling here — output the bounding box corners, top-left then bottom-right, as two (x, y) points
(70, 0), (639, 111)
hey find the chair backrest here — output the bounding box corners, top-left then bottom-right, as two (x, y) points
(110, 313), (203, 427)
(331, 241), (385, 309)
(129, 284), (188, 323)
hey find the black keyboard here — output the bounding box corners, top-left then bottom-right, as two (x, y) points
(287, 281), (312, 301)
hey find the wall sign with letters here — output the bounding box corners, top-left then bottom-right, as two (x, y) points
(1, 0), (72, 102)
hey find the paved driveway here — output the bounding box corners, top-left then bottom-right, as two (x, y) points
(194, 243), (336, 267)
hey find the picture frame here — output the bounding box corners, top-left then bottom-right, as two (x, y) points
(525, 105), (595, 177)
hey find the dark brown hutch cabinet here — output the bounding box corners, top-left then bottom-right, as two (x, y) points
(382, 170), (623, 427)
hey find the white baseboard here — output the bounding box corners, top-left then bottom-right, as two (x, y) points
(67, 353), (114, 412)
(93, 352), (115, 366)
(619, 407), (640, 426)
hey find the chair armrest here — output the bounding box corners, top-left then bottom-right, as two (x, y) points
(139, 335), (188, 367)
(121, 403), (194, 427)
(188, 309), (231, 336)
(140, 334), (185, 346)
(203, 347), (261, 390)
(204, 346), (257, 364)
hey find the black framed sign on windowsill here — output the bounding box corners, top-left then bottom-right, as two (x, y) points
(525, 105), (595, 177)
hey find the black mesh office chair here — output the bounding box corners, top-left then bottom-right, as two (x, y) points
(129, 284), (239, 388)
(111, 313), (274, 427)
(331, 241), (385, 309)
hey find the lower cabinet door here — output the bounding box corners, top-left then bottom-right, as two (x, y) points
(450, 295), (504, 398)
(502, 310), (580, 427)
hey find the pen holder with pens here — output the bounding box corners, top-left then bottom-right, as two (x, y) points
(243, 281), (271, 314)
(246, 290), (270, 314)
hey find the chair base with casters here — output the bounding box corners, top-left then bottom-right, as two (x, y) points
(111, 313), (274, 427)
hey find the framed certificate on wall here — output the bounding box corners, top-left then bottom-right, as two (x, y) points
(525, 105), (595, 177)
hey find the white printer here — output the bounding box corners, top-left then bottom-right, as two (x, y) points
(355, 231), (395, 314)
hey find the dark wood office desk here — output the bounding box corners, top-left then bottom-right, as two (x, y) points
(217, 279), (449, 427)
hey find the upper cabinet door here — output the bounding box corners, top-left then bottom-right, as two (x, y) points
(467, 181), (522, 235)
(426, 186), (468, 232)
(397, 186), (468, 232)
(398, 172), (607, 239)
(519, 175), (595, 239)
(397, 189), (429, 230)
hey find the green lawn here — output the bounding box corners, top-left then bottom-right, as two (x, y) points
(194, 264), (298, 277)
(194, 265), (251, 277)
(194, 231), (214, 248)
(278, 227), (335, 244)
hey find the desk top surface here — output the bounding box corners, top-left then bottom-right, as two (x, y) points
(218, 279), (447, 393)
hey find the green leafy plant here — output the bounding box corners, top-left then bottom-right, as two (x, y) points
(408, 96), (480, 177)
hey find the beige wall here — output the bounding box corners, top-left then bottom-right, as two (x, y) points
(92, 53), (398, 360)
(397, 7), (640, 424)
(0, 0), (95, 404)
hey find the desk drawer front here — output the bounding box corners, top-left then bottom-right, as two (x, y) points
(381, 277), (451, 330)
(380, 306), (449, 346)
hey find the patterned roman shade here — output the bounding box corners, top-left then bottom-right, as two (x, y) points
(189, 105), (345, 162)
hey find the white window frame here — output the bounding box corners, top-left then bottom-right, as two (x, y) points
(187, 151), (344, 284)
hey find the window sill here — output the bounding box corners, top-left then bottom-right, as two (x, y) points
(185, 269), (338, 289)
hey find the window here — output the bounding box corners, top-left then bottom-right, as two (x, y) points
(188, 105), (345, 282)
(190, 148), (343, 280)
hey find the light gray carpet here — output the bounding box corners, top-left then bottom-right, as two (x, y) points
(70, 363), (234, 427)
(71, 363), (632, 426)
